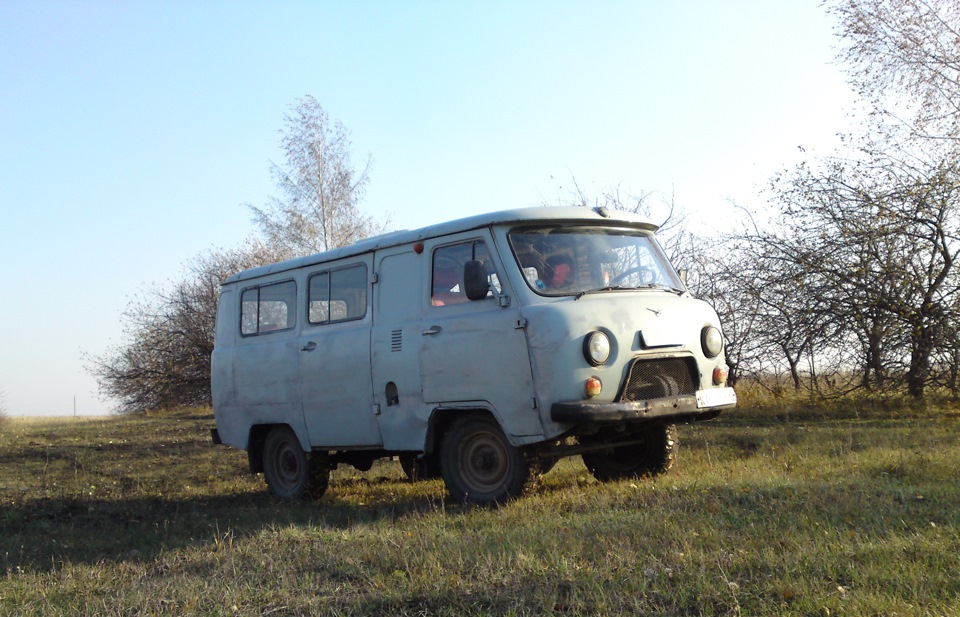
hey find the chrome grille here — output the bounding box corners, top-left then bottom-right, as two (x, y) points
(618, 358), (697, 401)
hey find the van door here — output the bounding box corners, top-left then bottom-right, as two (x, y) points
(420, 233), (542, 438)
(233, 279), (304, 438)
(370, 247), (426, 451)
(299, 255), (382, 448)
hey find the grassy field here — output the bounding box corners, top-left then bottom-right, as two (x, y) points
(1, 404), (958, 616)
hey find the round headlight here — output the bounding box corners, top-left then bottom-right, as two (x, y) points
(583, 331), (611, 366)
(701, 326), (723, 359)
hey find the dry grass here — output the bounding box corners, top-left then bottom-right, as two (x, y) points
(1, 405), (958, 615)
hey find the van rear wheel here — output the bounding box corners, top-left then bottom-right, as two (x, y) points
(581, 424), (676, 482)
(440, 414), (534, 505)
(262, 426), (329, 500)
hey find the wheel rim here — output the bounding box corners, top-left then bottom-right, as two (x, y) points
(272, 439), (303, 493)
(460, 430), (509, 494)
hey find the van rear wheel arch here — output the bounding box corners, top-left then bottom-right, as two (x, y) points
(247, 423), (308, 475)
(247, 425), (273, 474)
(261, 425), (330, 500)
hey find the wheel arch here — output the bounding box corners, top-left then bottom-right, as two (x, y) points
(437, 409), (539, 505)
(247, 423), (309, 474)
(425, 406), (502, 456)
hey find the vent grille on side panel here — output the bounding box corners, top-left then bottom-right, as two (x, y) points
(391, 330), (403, 352)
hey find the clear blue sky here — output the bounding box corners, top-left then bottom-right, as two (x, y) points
(0, 1), (853, 416)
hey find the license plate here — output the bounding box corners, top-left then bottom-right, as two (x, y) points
(696, 387), (737, 408)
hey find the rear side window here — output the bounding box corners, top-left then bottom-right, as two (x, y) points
(308, 264), (367, 324)
(240, 280), (297, 336)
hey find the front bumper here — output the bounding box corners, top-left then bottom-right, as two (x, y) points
(551, 387), (736, 425)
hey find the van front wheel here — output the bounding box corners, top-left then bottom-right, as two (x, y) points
(581, 424), (676, 482)
(262, 426), (329, 500)
(441, 414), (533, 505)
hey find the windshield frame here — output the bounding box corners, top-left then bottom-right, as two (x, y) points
(506, 224), (685, 297)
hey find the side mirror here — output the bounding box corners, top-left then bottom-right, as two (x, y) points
(463, 260), (490, 300)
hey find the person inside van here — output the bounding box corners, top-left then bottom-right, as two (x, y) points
(545, 254), (575, 290)
(431, 267), (465, 306)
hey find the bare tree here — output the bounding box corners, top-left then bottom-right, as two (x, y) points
(88, 240), (287, 413)
(934, 305), (960, 392)
(697, 217), (850, 396)
(683, 240), (760, 388)
(758, 145), (960, 398)
(92, 97), (388, 413)
(830, 0), (960, 139)
(249, 95), (387, 257)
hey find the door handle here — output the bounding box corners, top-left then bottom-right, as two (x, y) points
(422, 326), (442, 336)
(301, 341), (317, 352)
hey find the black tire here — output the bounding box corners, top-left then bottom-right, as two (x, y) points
(399, 453), (441, 482)
(581, 424), (677, 482)
(262, 426), (329, 500)
(440, 414), (535, 505)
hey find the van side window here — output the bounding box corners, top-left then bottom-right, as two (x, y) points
(240, 280), (296, 336)
(308, 264), (367, 324)
(432, 240), (500, 306)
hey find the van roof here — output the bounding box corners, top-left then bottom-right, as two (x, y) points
(223, 206), (658, 284)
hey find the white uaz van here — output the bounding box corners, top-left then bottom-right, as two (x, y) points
(211, 207), (736, 504)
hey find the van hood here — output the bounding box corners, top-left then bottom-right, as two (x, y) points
(521, 291), (722, 359)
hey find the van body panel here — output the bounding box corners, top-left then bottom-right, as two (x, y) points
(419, 232), (541, 439)
(223, 334), (311, 451)
(234, 335), (300, 407)
(300, 320), (381, 447)
(298, 254), (382, 448)
(211, 289), (235, 408)
(371, 247), (428, 451)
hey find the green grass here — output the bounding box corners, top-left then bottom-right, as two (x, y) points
(1, 407), (958, 616)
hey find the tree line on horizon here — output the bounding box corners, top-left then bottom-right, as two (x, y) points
(89, 0), (960, 413)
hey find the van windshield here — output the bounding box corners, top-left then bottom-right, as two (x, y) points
(507, 225), (684, 296)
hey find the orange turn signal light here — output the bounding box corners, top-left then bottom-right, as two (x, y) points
(585, 376), (602, 398)
(713, 366), (728, 386)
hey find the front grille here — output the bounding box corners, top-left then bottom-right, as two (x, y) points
(618, 358), (697, 402)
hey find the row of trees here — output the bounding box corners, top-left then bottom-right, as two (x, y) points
(551, 0), (960, 400)
(91, 0), (960, 412)
(690, 143), (960, 399)
(686, 0), (960, 399)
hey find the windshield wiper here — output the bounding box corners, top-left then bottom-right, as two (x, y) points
(574, 286), (632, 300)
(574, 284), (683, 300)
